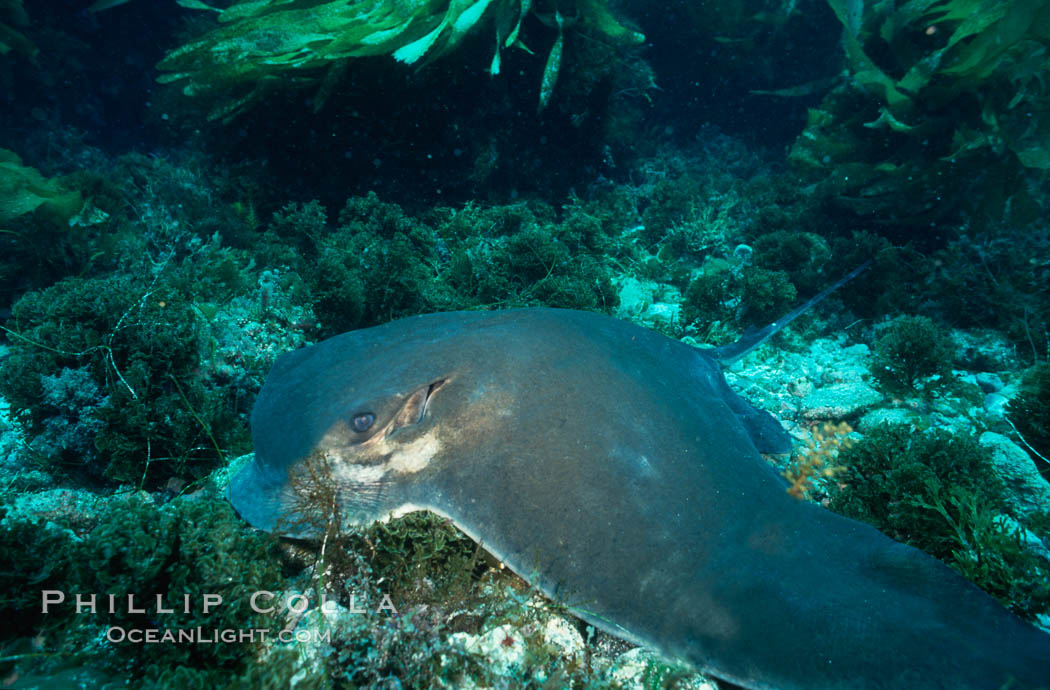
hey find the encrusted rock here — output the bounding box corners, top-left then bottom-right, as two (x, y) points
(3, 487), (102, 530)
(448, 614), (584, 685)
(610, 647), (716, 689)
(974, 372), (1005, 393)
(800, 383), (883, 420)
(979, 432), (1050, 516)
(541, 616), (585, 658)
(951, 330), (1019, 372)
(615, 276), (682, 331)
(856, 407), (923, 431)
(983, 392), (1009, 417)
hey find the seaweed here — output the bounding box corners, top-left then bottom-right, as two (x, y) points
(0, 0), (35, 59)
(871, 315), (956, 394)
(156, 0), (642, 121)
(0, 273), (249, 486)
(828, 425), (1050, 618)
(1007, 362), (1050, 460)
(790, 0), (1050, 227)
(0, 148), (83, 227)
(259, 193), (620, 336)
(0, 492), (284, 679)
(681, 260), (797, 340)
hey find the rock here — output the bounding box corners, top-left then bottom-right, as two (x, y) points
(3, 487), (102, 529)
(642, 301), (681, 330)
(724, 336), (876, 429)
(856, 408), (923, 432)
(448, 615), (584, 684)
(983, 393), (1009, 417)
(610, 647), (716, 689)
(951, 330), (1019, 371)
(450, 624), (528, 679)
(979, 432), (1050, 516)
(974, 372), (1005, 393)
(541, 616), (585, 658)
(615, 278), (681, 331)
(928, 410), (976, 437)
(290, 600), (356, 687)
(800, 383), (883, 420)
(616, 277), (656, 318)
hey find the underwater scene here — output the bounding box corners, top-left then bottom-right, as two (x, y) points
(2, 0), (1050, 687)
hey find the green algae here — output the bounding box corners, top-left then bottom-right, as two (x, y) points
(0, 274), (249, 486)
(681, 259), (798, 341)
(1007, 363), (1050, 461)
(258, 192), (620, 336)
(828, 425), (1050, 620)
(791, 0), (1050, 225)
(872, 314), (956, 395)
(0, 492), (284, 681)
(0, 0), (34, 59)
(156, 0), (643, 121)
(0, 149), (83, 227)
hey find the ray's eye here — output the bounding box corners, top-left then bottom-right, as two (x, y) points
(350, 413), (375, 433)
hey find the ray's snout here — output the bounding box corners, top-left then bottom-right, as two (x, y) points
(228, 457), (285, 534)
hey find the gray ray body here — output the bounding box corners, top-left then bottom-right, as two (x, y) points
(230, 308), (1050, 689)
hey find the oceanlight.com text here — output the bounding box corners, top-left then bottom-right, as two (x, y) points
(105, 626), (332, 645)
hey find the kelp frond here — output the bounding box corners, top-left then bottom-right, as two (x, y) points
(155, 0), (642, 121)
(0, 0), (35, 59)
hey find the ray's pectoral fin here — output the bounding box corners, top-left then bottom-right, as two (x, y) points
(721, 384), (792, 454)
(228, 456), (294, 534)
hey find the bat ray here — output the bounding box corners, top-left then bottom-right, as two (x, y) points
(230, 290), (1050, 689)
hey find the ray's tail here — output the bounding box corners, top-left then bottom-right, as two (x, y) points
(710, 260), (871, 365)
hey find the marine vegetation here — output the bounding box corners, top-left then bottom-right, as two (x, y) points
(0, 151), (326, 488)
(791, 0), (1050, 226)
(0, 274), (248, 486)
(783, 421), (851, 500)
(0, 148), (84, 228)
(871, 314), (955, 394)
(0, 0), (34, 59)
(258, 192), (619, 336)
(1007, 362), (1050, 460)
(828, 424), (1050, 619)
(0, 491), (285, 682)
(681, 259), (798, 338)
(156, 0), (644, 121)
(926, 222), (1050, 362)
